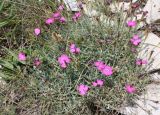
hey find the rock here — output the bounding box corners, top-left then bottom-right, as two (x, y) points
(138, 33), (160, 81)
(143, 0), (160, 24)
(143, 84), (160, 102)
(135, 84), (160, 115)
(151, 73), (160, 82)
(139, 33), (160, 70)
(83, 4), (99, 17)
(59, 0), (80, 11)
(132, 0), (138, 3)
(120, 84), (160, 115)
(109, 2), (130, 12)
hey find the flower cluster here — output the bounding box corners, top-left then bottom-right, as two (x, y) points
(18, 52), (41, 67)
(76, 61), (113, 96)
(94, 61), (113, 76)
(77, 79), (104, 96)
(92, 79), (104, 87)
(57, 43), (81, 68)
(72, 12), (81, 22)
(130, 35), (141, 46)
(70, 43), (80, 54)
(127, 21), (148, 66)
(23, 9), (147, 96)
(46, 11), (66, 25)
(34, 5), (81, 36)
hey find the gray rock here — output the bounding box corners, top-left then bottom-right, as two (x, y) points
(143, 0), (160, 24)
(138, 33), (160, 81)
(59, 0), (80, 11)
(120, 84), (160, 115)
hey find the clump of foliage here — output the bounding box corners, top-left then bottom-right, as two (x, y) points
(0, 0), (149, 114)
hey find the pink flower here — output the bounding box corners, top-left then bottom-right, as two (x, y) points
(92, 79), (104, 87)
(60, 63), (67, 68)
(58, 54), (71, 68)
(94, 61), (113, 76)
(94, 61), (106, 71)
(127, 20), (136, 27)
(72, 12), (81, 22)
(136, 59), (147, 65)
(52, 12), (61, 20)
(45, 18), (54, 25)
(18, 52), (26, 61)
(101, 66), (113, 76)
(70, 44), (80, 54)
(77, 84), (89, 95)
(59, 17), (67, 23)
(76, 48), (80, 53)
(70, 44), (75, 53)
(75, 12), (81, 18)
(58, 5), (64, 11)
(34, 58), (41, 66)
(125, 84), (136, 94)
(130, 35), (141, 46)
(96, 79), (104, 86)
(92, 82), (98, 87)
(34, 28), (41, 36)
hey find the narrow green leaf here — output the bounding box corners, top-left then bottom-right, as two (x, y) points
(0, 1), (4, 12)
(0, 21), (8, 27)
(0, 59), (14, 70)
(3, 47), (17, 59)
(0, 71), (14, 80)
